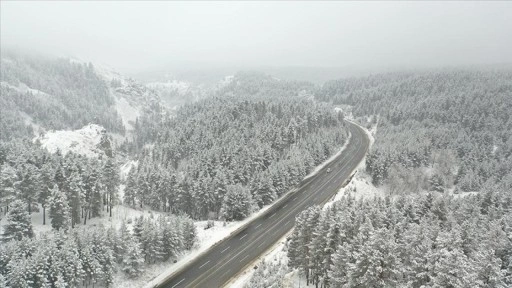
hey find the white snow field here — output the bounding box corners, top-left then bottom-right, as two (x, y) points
(33, 124), (108, 158)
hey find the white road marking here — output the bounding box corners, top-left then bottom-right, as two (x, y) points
(219, 269), (232, 280)
(269, 212), (276, 218)
(172, 278), (186, 288)
(292, 197), (297, 201)
(285, 220), (291, 226)
(221, 246), (230, 254)
(255, 223), (262, 229)
(240, 254), (250, 262)
(257, 242), (264, 248)
(240, 234), (248, 240)
(283, 203), (288, 208)
(199, 261), (210, 269)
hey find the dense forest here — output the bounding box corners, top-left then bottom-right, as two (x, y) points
(124, 73), (349, 219)
(248, 190), (512, 288)
(244, 68), (512, 287)
(317, 69), (512, 194)
(1, 54), (352, 286)
(0, 211), (196, 287)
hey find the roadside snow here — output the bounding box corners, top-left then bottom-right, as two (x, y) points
(34, 124), (107, 158)
(227, 231), (291, 288)
(303, 133), (351, 180)
(144, 203), (277, 288)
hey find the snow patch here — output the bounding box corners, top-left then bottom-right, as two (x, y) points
(120, 160), (138, 181)
(34, 124), (107, 158)
(1, 81), (50, 98)
(115, 96), (140, 130)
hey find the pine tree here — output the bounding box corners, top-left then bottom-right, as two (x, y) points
(103, 157), (120, 217)
(220, 184), (254, 221)
(6, 256), (31, 288)
(132, 216), (144, 240)
(3, 200), (34, 241)
(16, 164), (40, 213)
(57, 237), (83, 287)
(0, 163), (17, 215)
(124, 169), (138, 207)
(182, 217), (197, 250)
(0, 273), (7, 288)
(49, 186), (70, 231)
(38, 163), (54, 225)
(67, 170), (83, 228)
(122, 237), (144, 278)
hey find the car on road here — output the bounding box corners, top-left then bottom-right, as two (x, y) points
(327, 168), (331, 173)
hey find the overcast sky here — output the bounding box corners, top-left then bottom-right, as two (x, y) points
(1, 1), (511, 74)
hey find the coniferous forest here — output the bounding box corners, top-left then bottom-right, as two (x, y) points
(245, 69), (512, 287)
(2, 2), (512, 286)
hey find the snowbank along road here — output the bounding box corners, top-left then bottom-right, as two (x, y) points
(156, 120), (370, 288)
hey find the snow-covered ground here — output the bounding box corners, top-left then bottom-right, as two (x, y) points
(115, 96), (141, 131)
(0, 81), (51, 98)
(33, 124), (108, 158)
(227, 231), (291, 288)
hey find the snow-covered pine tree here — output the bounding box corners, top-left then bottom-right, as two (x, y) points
(124, 168), (138, 207)
(182, 217), (197, 250)
(3, 200), (34, 241)
(16, 164), (40, 213)
(48, 186), (70, 231)
(122, 236), (144, 278)
(0, 163), (17, 215)
(38, 163), (54, 225)
(220, 184), (254, 221)
(103, 157), (120, 217)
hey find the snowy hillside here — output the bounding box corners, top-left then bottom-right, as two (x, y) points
(34, 124), (111, 158)
(69, 58), (161, 132)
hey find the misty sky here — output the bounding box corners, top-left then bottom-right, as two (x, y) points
(1, 1), (511, 74)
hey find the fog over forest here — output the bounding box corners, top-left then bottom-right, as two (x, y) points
(2, 1), (511, 77)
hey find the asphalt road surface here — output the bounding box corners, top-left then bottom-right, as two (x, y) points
(156, 121), (370, 288)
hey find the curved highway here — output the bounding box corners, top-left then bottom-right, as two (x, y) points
(156, 120), (370, 288)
